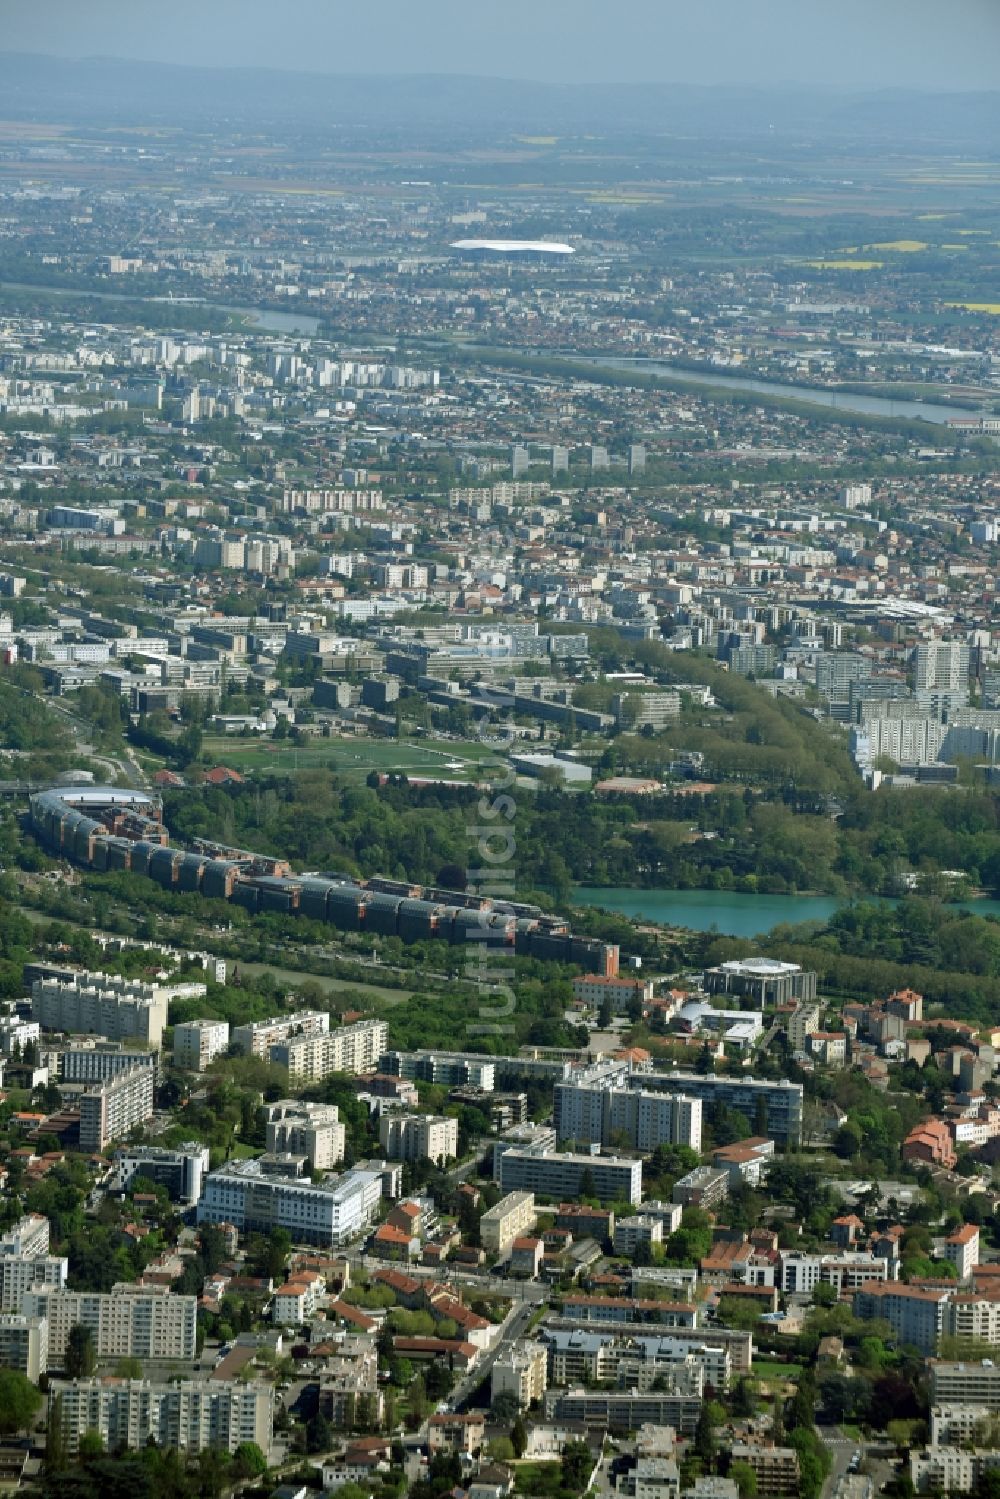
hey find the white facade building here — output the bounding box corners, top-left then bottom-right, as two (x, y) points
(48, 1377), (273, 1456)
(173, 1019), (230, 1072)
(196, 1159), (383, 1246)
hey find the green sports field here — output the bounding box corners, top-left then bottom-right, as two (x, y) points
(199, 733), (507, 783)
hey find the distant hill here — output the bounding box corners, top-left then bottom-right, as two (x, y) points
(0, 51), (998, 147)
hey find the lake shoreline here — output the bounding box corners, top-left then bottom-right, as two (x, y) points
(571, 885), (1000, 939)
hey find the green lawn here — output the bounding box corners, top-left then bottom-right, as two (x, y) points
(752, 1359), (804, 1381)
(199, 734), (506, 783)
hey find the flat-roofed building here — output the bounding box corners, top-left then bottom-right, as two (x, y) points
(491, 1342), (547, 1408)
(704, 960), (817, 1008)
(174, 1019), (230, 1072)
(555, 1080), (701, 1154)
(265, 1100), (346, 1171)
(641, 1072), (804, 1147)
(196, 1159), (383, 1247)
(0, 1215), (50, 1260)
(59, 1041), (158, 1086)
(480, 1191), (537, 1255)
(78, 1064), (155, 1151)
(271, 1018), (388, 1082)
(499, 1149), (642, 1206)
(854, 1282), (951, 1353)
(31, 971), (199, 1049)
(47, 1377), (273, 1456)
(780, 1251), (893, 1295)
(232, 1010), (330, 1059)
(727, 1445), (800, 1498)
(0, 1246), (67, 1314)
(0, 1312), (47, 1382)
(23, 1284), (197, 1367)
(931, 1360), (1000, 1409)
(378, 1114), (458, 1167)
(111, 1143), (209, 1205)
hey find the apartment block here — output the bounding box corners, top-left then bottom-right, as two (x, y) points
(0, 1252), (67, 1314)
(32, 972), (200, 1049)
(196, 1159), (383, 1247)
(614, 1216), (664, 1258)
(544, 1387), (701, 1437)
(498, 1148), (642, 1206)
(728, 1445), (800, 1498)
(480, 1191), (537, 1255)
(59, 1041), (159, 1086)
(23, 1284), (197, 1366)
(672, 1166), (730, 1210)
(931, 1405), (997, 1447)
(379, 1049), (496, 1090)
(786, 1002), (822, 1055)
(78, 1064), (155, 1151)
(173, 1019), (231, 1072)
(491, 1342), (548, 1408)
(270, 1018), (388, 1081)
(945, 1223), (980, 1281)
(111, 1143), (210, 1205)
(853, 1282), (951, 1353)
(641, 1072), (804, 1147)
(378, 1114), (458, 1166)
(910, 1448), (1000, 1496)
(232, 1009), (330, 1059)
(47, 1377), (273, 1456)
(555, 1080), (702, 1153)
(780, 1252), (893, 1295)
(0, 1215), (50, 1260)
(265, 1100), (346, 1170)
(0, 1312), (47, 1382)
(931, 1360), (1000, 1409)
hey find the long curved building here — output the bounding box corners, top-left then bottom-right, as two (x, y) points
(30, 783), (618, 977)
(450, 238), (575, 259)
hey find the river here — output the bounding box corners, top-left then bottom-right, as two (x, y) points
(213, 305), (322, 334)
(572, 886), (1000, 938)
(0, 280), (322, 336)
(577, 357), (986, 427)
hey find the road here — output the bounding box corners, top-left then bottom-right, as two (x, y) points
(448, 1296), (540, 1411)
(818, 1427), (857, 1499)
(818, 1429), (895, 1499)
(347, 1247), (547, 1303)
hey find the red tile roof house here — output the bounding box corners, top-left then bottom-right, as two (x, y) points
(392, 1337), (479, 1372)
(372, 1222), (419, 1260)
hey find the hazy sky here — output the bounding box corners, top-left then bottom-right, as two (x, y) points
(3, 0), (998, 91)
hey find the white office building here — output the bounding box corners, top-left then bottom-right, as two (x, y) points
(111, 1144), (210, 1205)
(196, 1159), (383, 1246)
